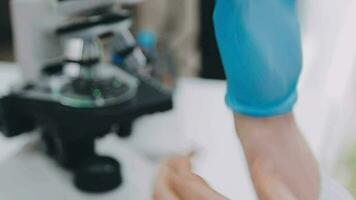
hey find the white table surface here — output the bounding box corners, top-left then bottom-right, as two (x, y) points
(0, 62), (257, 200)
(0, 62), (353, 200)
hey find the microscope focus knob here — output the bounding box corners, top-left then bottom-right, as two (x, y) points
(74, 156), (122, 193)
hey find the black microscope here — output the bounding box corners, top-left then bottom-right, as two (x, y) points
(0, 0), (173, 193)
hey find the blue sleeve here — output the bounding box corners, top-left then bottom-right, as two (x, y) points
(213, 0), (302, 117)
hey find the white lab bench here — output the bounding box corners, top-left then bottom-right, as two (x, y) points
(0, 62), (353, 200)
(0, 62), (257, 200)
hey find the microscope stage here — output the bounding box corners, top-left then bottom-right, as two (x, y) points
(0, 80), (173, 139)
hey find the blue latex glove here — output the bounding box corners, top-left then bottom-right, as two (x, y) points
(213, 0), (302, 117)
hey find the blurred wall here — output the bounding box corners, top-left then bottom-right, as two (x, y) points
(0, 0), (11, 42)
(0, 0), (13, 61)
(135, 0), (201, 77)
(296, 0), (356, 196)
(199, 0), (225, 80)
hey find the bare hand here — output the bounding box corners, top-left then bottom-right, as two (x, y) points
(153, 155), (228, 200)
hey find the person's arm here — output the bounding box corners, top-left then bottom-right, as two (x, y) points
(213, 0), (321, 199)
(154, 0), (322, 199)
(235, 114), (320, 200)
(152, 115), (320, 200)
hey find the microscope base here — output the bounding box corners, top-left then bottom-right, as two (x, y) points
(0, 134), (155, 199)
(0, 81), (172, 193)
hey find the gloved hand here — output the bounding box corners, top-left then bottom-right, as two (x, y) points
(214, 0), (303, 117)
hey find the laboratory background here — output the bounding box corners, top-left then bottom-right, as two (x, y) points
(0, 0), (355, 199)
